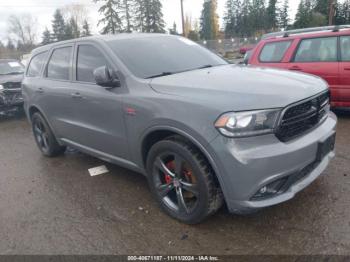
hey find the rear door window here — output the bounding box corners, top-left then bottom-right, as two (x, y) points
(27, 52), (47, 77)
(47, 46), (72, 80)
(259, 41), (292, 62)
(294, 37), (338, 62)
(340, 36), (350, 61)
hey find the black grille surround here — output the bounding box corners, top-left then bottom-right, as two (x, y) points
(3, 82), (21, 90)
(275, 91), (330, 142)
(0, 82), (23, 107)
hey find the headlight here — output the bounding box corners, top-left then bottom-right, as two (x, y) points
(0, 84), (3, 91)
(214, 109), (281, 138)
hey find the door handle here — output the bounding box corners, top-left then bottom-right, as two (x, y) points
(71, 92), (83, 99)
(344, 67), (350, 71)
(289, 66), (302, 71)
(36, 87), (44, 93)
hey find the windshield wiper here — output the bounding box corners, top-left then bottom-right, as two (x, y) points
(197, 64), (213, 69)
(146, 72), (174, 79)
(145, 64), (222, 79)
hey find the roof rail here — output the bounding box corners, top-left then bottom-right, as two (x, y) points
(262, 25), (350, 39)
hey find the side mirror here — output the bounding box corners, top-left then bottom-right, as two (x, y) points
(93, 66), (120, 88)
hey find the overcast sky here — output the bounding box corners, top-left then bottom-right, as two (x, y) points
(0, 0), (300, 43)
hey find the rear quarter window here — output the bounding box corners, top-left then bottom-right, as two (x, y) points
(340, 36), (350, 61)
(259, 41), (292, 62)
(27, 52), (48, 77)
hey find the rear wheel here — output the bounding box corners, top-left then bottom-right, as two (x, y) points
(146, 136), (223, 224)
(31, 112), (66, 157)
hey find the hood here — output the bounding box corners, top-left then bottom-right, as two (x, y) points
(0, 74), (23, 86)
(150, 65), (328, 112)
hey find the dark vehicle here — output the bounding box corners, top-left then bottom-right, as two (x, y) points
(22, 34), (336, 224)
(247, 25), (350, 108)
(0, 59), (25, 116)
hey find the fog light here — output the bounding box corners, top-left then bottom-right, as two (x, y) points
(251, 177), (288, 200)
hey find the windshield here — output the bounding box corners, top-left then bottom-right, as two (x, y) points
(108, 36), (228, 79)
(0, 61), (25, 75)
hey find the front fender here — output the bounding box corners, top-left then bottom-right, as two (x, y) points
(134, 123), (233, 204)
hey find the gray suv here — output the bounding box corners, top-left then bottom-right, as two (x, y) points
(22, 34), (337, 224)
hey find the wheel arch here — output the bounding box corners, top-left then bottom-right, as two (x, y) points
(28, 105), (42, 121)
(28, 105), (61, 145)
(140, 126), (226, 197)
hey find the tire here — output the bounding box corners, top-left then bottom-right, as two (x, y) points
(146, 135), (223, 224)
(31, 112), (66, 157)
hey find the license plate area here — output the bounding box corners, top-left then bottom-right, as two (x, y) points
(316, 132), (336, 162)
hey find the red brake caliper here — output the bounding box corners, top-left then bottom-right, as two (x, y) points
(165, 161), (175, 184)
(184, 170), (192, 181)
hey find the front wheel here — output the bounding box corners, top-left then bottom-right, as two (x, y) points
(31, 112), (66, 157)
(146, 136), (223, 224)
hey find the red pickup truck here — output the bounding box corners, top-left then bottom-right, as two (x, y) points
(247, 26), (350, 108)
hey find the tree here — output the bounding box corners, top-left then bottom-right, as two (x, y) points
(61, 4), (89, 30)
(224, 0), (235, 38)
(95, 0), (123, 34)
(294, 0), (312, 28)
(278, 0), (290, 29)
(309, 11), (328, 26)
(7, 14), (37, 47)
(42, 28), (52, 45)
(184, 14), (192, 37)
(169, 22), (178, 35)
(240, 0), (252, 37)
(63, 21), (74, 40)
(134, 0), (145, 31)
(6, 39), (15, 50)
(200, 0), (220, 40)
(16, 40), (25, 51)
(69, 17), (80, 38)
(81, 20), (92, 36)
(188, 30), (200, 41)
(146, 0), (165, 33)
(52, 9), (66, 41)
(250, 0), (266, 34)
(294, 0), (328, 28)
(266, 0), (278, 31)
(133, 0), (165, 33)
(335, 0), (350, 25)
(313, 0), (329, 17)
(122, 0), (134, 32)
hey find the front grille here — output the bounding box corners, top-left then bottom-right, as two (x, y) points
(3, 82), (21, 90)
(0, 85), (23, 106)
(276, 91), (330, 142)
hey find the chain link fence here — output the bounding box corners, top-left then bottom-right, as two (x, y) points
(197, 37), (260, 63)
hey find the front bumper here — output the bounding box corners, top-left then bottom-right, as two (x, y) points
(210, 111), (337, 214)
(0, 89), (24, 111)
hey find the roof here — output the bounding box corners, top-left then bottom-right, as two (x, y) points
(262, 25), (350, 40)
(31, 33), (175, 55)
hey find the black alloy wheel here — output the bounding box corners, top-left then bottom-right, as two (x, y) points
(31, 112), (66, 157)
(147, 136), (223, 224)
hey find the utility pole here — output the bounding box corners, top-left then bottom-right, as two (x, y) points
(180, 0), (185, 36)
(328, 0), (336, 26)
